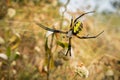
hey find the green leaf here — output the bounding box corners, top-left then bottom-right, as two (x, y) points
(6, 46), (11, 58)
(57, 41), (68, 48)
(13, 51), (20, 60)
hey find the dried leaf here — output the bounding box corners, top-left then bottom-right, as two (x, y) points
(0, 53), (8, 60)
(9, 33), (21, 50)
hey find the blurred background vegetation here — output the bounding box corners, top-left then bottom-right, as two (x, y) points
(0, 0), (120, 80)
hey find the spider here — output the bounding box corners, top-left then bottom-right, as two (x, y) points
(35, 11), (104, 56)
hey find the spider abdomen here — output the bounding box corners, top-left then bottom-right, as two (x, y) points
(72, 21), (83, 35)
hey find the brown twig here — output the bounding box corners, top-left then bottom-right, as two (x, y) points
(47, 33), (54, 80)
(60, 0), (70, 29)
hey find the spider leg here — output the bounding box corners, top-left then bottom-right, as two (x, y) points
(35, 22), (67, 34)
(74, 11), (95, 23)
(65, 37), (72, 56)
(75, 31), (104, 39)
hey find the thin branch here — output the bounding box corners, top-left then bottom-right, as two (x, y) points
(47, 33), (55, 80)
(60, 0), (70, 29)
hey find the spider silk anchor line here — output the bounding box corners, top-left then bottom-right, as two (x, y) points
(35, 11), (104, 56)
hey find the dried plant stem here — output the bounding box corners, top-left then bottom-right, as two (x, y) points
(47, 54), (50, 80)
(72, 73), (78, 80)
(7, 59), (11, 80)
(60, 0), (70, 29)
(47, 34), (54, 80)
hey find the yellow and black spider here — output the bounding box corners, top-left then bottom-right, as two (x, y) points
(35, 11), (104, 56)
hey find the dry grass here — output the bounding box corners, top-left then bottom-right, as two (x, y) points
(0, 1), (120, 80)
